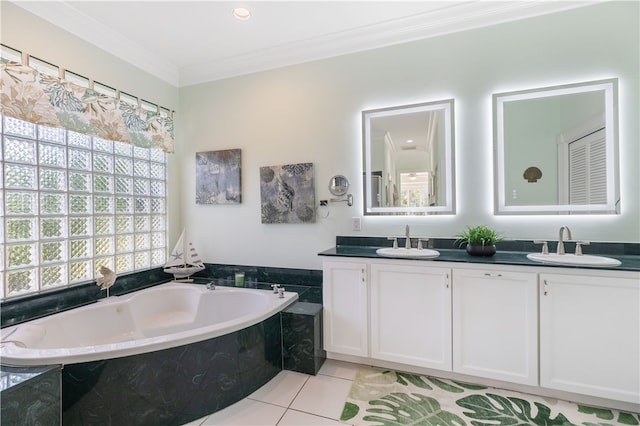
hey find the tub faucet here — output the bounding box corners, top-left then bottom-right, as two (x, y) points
(405, 225), (411, 249)
(557, 225), (573, 255)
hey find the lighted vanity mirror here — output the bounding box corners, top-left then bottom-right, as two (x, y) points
(362, 99), (455, 215)
(494, 78), (619, 215)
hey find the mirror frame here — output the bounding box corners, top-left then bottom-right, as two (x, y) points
(493, 78), (619, 215)
(362, 99), (456, 215)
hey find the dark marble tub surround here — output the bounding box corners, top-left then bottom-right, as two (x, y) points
(62, 313), (283, 426)
(1, 364), (61, 425)
(1, 267), (174, 328)
(1, 264), (323, 328)
(282, 302), (326, 375)
(3, 298), (321, 424)
(0, 264), (324, 424)
(325, 236), (640, 271)
(196, 263), (323, 304)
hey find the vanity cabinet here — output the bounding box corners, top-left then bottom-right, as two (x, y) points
(322, 260), (368, 357)
(322, 256), (639, 408)
(370, 262), (451, 370)
(539, 272), (640, 404)
(452, 268), (538, 385)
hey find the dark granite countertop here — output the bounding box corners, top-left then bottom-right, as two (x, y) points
(318, 244), (640, 272)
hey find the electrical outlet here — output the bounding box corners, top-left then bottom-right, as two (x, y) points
(352, 217), (361, 231)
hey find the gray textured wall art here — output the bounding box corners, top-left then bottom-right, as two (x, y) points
(196, 149), (241, 204)
(260, 163), (315, 223)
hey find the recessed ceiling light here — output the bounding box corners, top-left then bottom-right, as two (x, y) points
(233, 7), (251, 21)
(406, 139), (414, 144)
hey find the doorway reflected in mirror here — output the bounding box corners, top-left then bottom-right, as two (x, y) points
(362, 99), (455, 216)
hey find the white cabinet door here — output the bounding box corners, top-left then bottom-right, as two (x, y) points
(322, 260), (368, 357)
(452, 268), (538, 385)
(540, 273), (640, 404)
(370, 262), (452, 371)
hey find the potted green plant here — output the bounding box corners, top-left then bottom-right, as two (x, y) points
(455, 225), (503, 257)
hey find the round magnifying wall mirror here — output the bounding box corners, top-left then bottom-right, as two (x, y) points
(329, 175), (349, 196)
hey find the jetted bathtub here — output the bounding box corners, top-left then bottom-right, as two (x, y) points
(1, 282), (299, 425)
(0, 282), (298, 366)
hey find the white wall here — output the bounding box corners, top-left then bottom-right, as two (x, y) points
(179, 2), (639, 271)
(1, 2), (183, 246)
(1, 3), (178, 110)
(4, 2), (639, 272)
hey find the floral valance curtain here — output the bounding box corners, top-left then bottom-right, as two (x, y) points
(0, 49), (174, 153)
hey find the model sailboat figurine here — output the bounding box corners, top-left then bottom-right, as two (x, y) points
(164, 229), (205, 281)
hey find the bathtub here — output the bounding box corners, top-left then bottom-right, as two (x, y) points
(1, 281), (300, 425)
(0, 282), (298, 366)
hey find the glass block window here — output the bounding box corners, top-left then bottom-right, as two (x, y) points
(1, 115), (168, 300)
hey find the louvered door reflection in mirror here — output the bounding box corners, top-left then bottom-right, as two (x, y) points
(493, 79), (619, 215)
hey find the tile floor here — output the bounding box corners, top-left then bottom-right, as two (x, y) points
(182, 359), (358, 425)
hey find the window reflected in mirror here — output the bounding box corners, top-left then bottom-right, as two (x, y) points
(362, 99), (455, 215)
(493, 79), (619, 215)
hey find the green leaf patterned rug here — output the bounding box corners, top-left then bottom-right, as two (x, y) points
(340, 366), (639, 426)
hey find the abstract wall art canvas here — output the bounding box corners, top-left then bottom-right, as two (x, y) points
(260, 162), (316, 224)
(196, 149), (241, 204)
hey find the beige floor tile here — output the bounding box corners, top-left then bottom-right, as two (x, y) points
(200, 399), (286, 425)
(289, 374), (353, 420)
(278, 409), (347, 425)
(181, 416), (206, 426)
(318, 359), (360, 381)
(248, 370), (310, 407)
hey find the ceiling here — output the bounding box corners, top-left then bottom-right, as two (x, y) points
(12, 1), (597, 88)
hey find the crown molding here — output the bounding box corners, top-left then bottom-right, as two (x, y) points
(11, 0), (181, 86)
(12, 1), (598, 88)
(181, 1), (598, 86)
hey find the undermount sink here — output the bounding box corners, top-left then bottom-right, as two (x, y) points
(376, 247), (440, 259)
(526, 252), (621, 267)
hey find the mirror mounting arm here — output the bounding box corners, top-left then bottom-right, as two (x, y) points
(330, 194), (353, 207)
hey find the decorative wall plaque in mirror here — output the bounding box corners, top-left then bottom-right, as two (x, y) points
(362, 99), (455, 215)
(493, 78), (619, 215)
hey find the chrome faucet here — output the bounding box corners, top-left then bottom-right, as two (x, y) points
(557, 225), (573, 255)
(405, 225), (411, 249)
